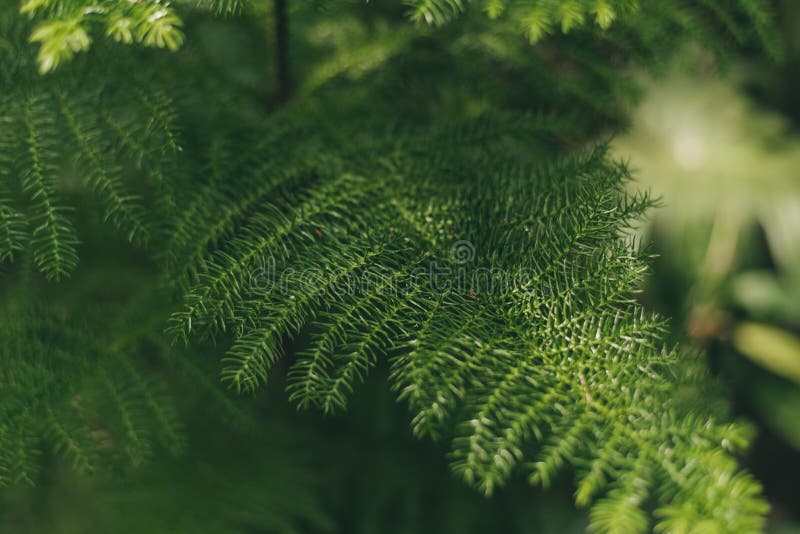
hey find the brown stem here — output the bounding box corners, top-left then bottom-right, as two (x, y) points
(272, 0), (291, 104)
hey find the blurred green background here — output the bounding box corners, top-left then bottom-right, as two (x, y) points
(610, 2), (800, 529)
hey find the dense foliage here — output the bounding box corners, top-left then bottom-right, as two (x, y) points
(0, 1), (790, 532)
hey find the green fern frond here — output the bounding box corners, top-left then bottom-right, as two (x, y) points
(221, 231), (407, 393)
(163, 129), (335, 287)
(44, 407), (97, 475)
(0, 0), (785, 530)
(404, 0), (635, 37)
(0, 307), (185, 484)
(171, 109), (768, 531)
(22, 0), (184, 73)
(0, 197), (27, 263)
(406, 0), (780, 59)
(27, 14), (89, 74)
(199, 0), (247, 16)
(19, 94), (79, 280)
(0, 415), (40, 487)
(56, 91), (152, 245)
(114, 356), (186, 456)
(168, 170), (379, 343)
(289, 254), (428, 412)
(99, 368), (154, 468)
(406, 0), (469, 26)
(0, 5), (183, 278)
(0, 84), (177, 278)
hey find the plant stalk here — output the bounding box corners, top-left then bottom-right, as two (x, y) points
(273, 0), (291, 104)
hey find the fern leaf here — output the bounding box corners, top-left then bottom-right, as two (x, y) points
(0, 306), (186, 484)
(0, 185), (27, 263)
(20, 95), (79, 280)
(172, 112), (769, 530)
(406, 0), (469, 26)
(44, 408), (97, 475)
(0, 416), (40, 487)
(56, 91), (152, 245)
(25, 0), (185, 72)
(289, 253), (427, 412)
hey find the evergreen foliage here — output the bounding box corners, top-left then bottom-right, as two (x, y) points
(0, 305), (183, 486)
(0, 0), (787, 532)
(167, 119), (767, 531)
(404, 0), (781, 58)
(0, 6), (182, 278)
(21, 0), (184, 72)
(1, 408), (332, 533)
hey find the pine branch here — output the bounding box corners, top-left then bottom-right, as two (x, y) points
(0, 4), (184, 278)
(0, 306), (186, 485)
(170, 113), (769, 531)
(0, 1), (784, 531)
(0, 181), (28, 263)
(405, 0), (781, 60)
(20, 95), (79, 280)
(56, 91), (152, 245)
(23, 0), (184, 73)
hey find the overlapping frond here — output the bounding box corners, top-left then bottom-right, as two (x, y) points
(0, 85), (176, 278)
(199, 0), (247, 16)
(406, 0), (636, 32)
(170, 110), (767, 532)
(0, 307), (185, 485)
(0, 0), (782, 531)
(21, 0), (184, 73)
(0, 193), (27, 264)
(405, 0), (781, 60)
(18, 94), (79, 280)
(56, 91), (152, 245)
(0, 410), (332, 534)
(0, 3), (183, 279)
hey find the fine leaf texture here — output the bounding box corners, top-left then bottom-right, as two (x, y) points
(169, 111), (768, 532)
(0, 0), (782, 532)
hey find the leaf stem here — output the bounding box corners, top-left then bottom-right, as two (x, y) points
(272, 0), (291, 104)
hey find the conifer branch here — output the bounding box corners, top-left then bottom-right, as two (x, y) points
(0, 1), (785, 531)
